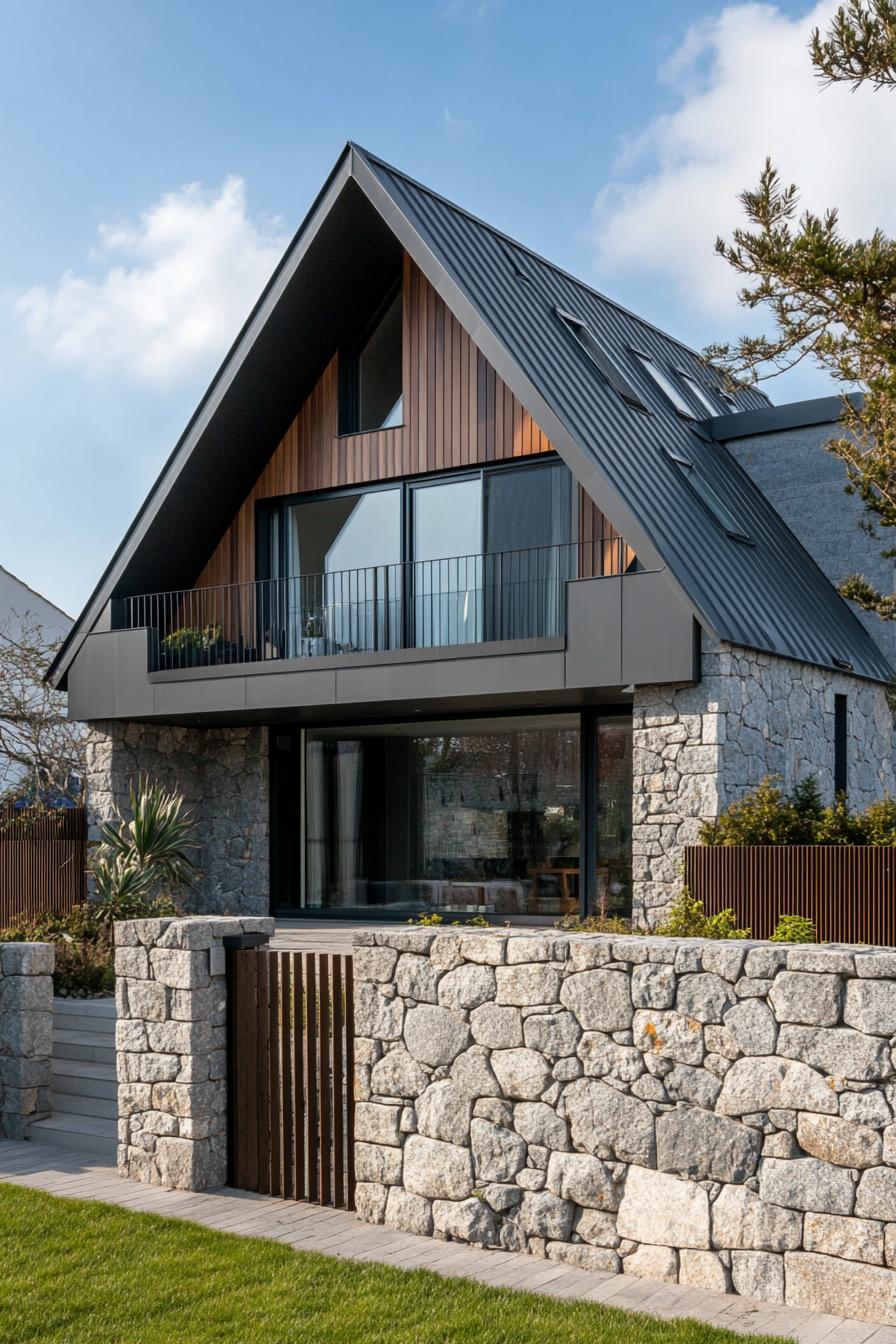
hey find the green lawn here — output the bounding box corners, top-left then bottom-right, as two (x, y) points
(0, 1184), (786, 1344)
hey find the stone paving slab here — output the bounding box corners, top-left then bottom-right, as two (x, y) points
(2, 1139), (896, 1343)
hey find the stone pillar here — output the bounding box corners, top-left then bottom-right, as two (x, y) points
(115, 915), (273, 1190)
(0, 941), (54, 1139)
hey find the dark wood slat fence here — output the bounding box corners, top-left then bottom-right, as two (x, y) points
(228, 948), (355, 1208)
(0, 806), (87, 928)
(686, 845), (896, 945)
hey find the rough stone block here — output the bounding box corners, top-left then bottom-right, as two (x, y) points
(804, 1212), (884, 1265)
(617, 1165), (710, 1249)
(710, 1183), (802, 1251)
(148, 949), (210, 991)
(785, 1251), (896, 1326)
(126, 980), (170, 1021)
(855, 1166), (896, 1221)
(623, 1243), (679, 1281)
(0, 943), (54, 976)
(768, 972), (841, 1026)
(545, 1152), (621, 1210)
(513, 1101), (569, 1151)
(559, 970), (631, 1031)
(495, 963), (561, 1007)
(778, 1025), (891, 1082)
(563, 1077), (656, 1166)
(438, 963), (496, 1011)
(370, 1047), (429, 1099)
(355, 1142), (404, 1186)
(723, 1000), (778, 1056)
(731, 1250), (784, 1302)
(679, 1249), (728, 1293)
(759, 1157), (856, 1216)
(470, 1118), (526, 1182)
(354, 1102), (403, 1147)
(432, 1197), (499, 1245)
(522, 1011), (580, 1057)
(845, 981), (896, 1038)
(402, 1004), (469, 1067)
(516, 1190), (575, 1240)
(631, 963), (676, 1010)
(353, 946), (399, 984)
(384, 1186), (433, 1236)
(656, 1107), (761, 1183)
(403, 1134), (473, 1200)
(416, 1081), (472, 1146)
(797, 1112), (882, 1169)
(354, 1181), (388, 1224)
(676, 973), (735, 1024)
(717, 1057), (838, 1116)
(114, 946), (151, 979)
(355, 982), (405, 1043)
(394, 954), (439, 1004)
(490, 1048), (552, 1100)
(546, 1241), (620, 1273)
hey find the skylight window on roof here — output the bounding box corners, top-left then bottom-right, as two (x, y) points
(632, 351), (695, 418)
(555, 307), (647, 411)
(679, 373), (723, 418)
(665, 449), (752, 544)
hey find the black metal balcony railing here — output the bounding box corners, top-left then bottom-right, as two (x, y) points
(123, 539), (634, 672)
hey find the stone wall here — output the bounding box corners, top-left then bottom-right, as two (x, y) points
(116, 915), (273, 1189)
(632, 640), (896, 925)
(0, 941), (53, 1139)
(355, 927), (896, 1327)
(86, 721), (269, 915)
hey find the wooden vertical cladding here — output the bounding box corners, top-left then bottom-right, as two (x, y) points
(195, 256), (558, 591)
(0, 806), (87, 929)
(229, 948), (355, 1209)
(686, 845), (896, 945)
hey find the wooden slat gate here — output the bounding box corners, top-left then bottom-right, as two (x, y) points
(227, 948), (355, 1208)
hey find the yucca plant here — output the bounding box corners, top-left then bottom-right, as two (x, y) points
(90, 775), (198, 908)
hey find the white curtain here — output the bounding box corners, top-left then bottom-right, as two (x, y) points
(304, 739), (328, 907)
(334, 740), (364, 905)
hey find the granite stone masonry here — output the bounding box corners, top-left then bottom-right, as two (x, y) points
(0, 941), (53, 1139)
(632, 639), (896, 925)
(116, 915), (273, 1189)
(354, 927), (896, 1328)
(86, 721), (269, 915)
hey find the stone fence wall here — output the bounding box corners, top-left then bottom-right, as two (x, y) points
(353, 928), (896, 1326)
(115, 915), (273, 1190)
(0, 941), (54, 1140)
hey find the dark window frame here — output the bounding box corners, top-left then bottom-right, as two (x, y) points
(338, 276), (404, 436)
(554, 307), (649, 412)
(834, 693), (848, 798)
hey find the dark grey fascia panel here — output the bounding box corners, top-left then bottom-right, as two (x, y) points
(620, 571), (699, 685)
(708, 394), (862, 442)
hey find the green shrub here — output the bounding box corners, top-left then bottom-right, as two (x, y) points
(556, 912), (636, 935)
(654, 889), (751, 940)
(702, 776), (896, 847)
(771, 914), (817, 943)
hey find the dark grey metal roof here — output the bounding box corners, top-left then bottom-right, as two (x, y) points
(48, 143), (894, 686)
(353, 146), (892, 683)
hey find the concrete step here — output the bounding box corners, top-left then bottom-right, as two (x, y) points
(54, 997), (117, 1021)
(51, 1058), (117, 1100)
(53, 1010), (117, 1037)
(28, 1112), (118, 1160)
(52, 1030), (116, 1066)
(48, 1090), (117, 1121)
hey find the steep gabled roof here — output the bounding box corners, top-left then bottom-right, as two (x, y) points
(49, 143), (894, 686)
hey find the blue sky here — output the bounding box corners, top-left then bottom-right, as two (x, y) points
(1, 0), (892, 616)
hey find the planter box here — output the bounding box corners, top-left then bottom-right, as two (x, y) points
(685, 844), (896, 945)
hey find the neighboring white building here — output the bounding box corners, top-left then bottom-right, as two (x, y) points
(0, 565), (73, 798)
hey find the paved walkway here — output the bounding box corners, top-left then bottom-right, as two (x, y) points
(1, 1140), (894, 1343)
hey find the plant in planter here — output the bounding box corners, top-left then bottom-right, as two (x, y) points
(300, 611), (327, 658)
(160, 623), (222, 667)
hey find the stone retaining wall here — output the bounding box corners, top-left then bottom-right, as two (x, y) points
(115, 915), (273, 1189)
(0, 941), (54, 1140)
(354, 928), (896, 1326)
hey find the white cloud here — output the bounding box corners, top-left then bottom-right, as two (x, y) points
(593, 2), (896, 318)
(442, 105), (472, 131)
(16, 177), (288, 385)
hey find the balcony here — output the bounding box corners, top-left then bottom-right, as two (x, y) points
(122, 540), (634, 672)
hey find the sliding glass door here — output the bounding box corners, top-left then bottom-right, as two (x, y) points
(410, 477), (482, 647)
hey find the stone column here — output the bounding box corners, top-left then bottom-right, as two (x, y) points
(115, 915), (273, 1190)
(0, 941), (54, 1139)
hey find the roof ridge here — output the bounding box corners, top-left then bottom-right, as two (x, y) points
(350, 142), (718, 368)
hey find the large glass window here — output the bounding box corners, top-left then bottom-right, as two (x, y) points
(485, 462), (573, 639)
(274, 489), (401, 656)
(285, 712), (633, 919)
(411, 477), (482, 647)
